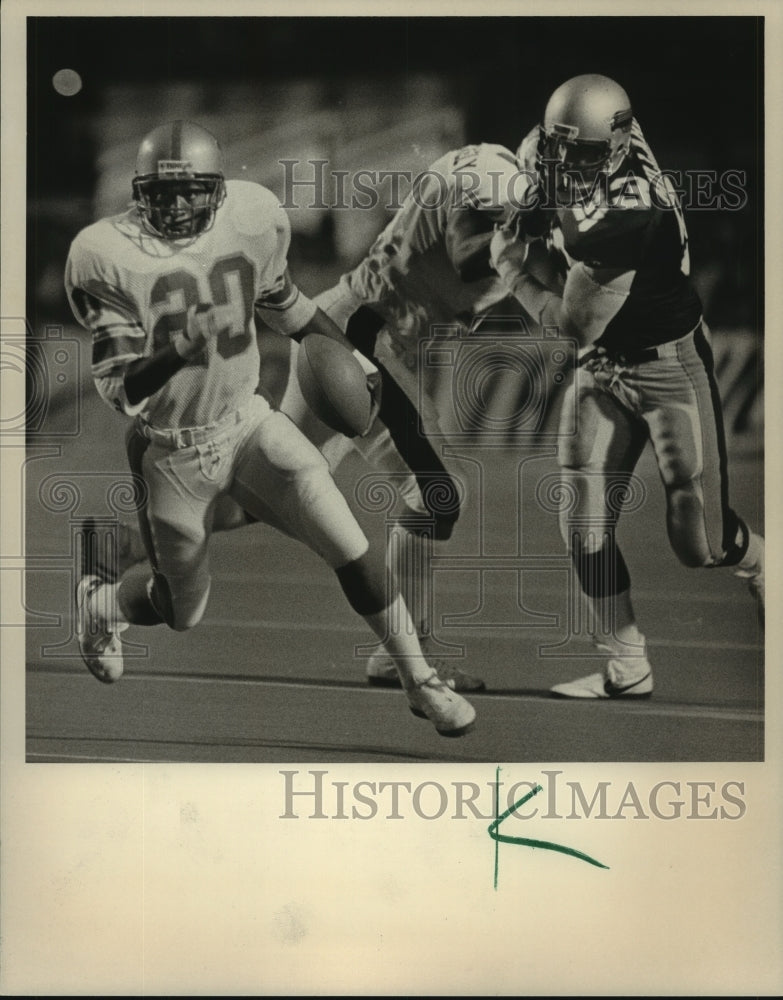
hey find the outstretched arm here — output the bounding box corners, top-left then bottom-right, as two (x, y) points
(559, 263), (635, 349)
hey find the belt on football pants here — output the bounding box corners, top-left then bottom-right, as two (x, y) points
(137, 401), (254, 449)
(577, 322), (704, 368)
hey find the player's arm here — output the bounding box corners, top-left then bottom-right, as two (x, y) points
(255, 268), (373, 355)
(445, 206), (498, 282)
(69, 282), (212, 411)
(559, 263), (635, 351)
(557, 203), (652, 350)
(253, 207), (377, 366)
(123, 306), (214, 404)
(448, 206), (553, 284)
(490, 223), (563, 327)
(255, 270), (382, 423)
(66, 237), (217, 413)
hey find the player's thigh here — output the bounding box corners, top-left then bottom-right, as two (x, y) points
(640, 350), (718, 489)
(127, 430), (218, 627)
(231, 408), (368, 569)
(640, 346), (727, 564)
(557, 374), (646, 541)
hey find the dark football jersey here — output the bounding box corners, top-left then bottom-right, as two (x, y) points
(551, 120), (703, 351)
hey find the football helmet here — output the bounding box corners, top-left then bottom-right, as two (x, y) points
(537, 74), (633, 198)
(132, 120), (226, 240)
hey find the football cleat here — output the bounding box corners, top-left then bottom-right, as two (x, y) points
(551, 647), (653, 700)
(735, 538), (765, 627)
(406, 672), (476, 737)
(366, 638), (486, 692)
(75, 575), (127, 684)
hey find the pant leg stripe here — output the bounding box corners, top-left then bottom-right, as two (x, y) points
(691, 326), (736, 556)
(125, 427), (159, 570)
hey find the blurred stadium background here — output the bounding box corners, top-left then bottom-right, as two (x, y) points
(27, 15), (763, 450)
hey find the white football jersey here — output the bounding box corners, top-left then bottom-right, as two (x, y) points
(345, 143), (529, 349)
(65, 179), (297, 429)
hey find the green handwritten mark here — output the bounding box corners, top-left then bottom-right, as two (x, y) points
(489, 767), (609, 887)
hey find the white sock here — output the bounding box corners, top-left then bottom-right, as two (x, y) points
(387, 523), (433, 638)
(91, 582), (129, 632)
(585, 589), (646, 657)
(363, 595), (432, 688)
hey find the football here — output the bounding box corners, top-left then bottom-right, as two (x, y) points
(295, 334), (374, 438)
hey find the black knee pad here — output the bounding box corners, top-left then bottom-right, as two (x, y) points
(117, 568), (164, 626)
(335, 548), (395, 616)
(571, 536), (631, 598)
(419, 474), (461, 538)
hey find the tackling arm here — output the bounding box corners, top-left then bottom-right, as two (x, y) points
(560, 263), (635, 350)
(445, 206), (498, 282)
(490, 226), (563, 327)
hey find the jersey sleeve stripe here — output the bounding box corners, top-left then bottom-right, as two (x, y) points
(92, 336), (145, 369)
(92, 357), (142, 380)
(94, 322), (145, 336)
(257, 285), (299, 311)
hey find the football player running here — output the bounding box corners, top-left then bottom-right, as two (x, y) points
(490, 74), (764, 699)
(65, 120), (476, 737)
(280, 141), (538, 691)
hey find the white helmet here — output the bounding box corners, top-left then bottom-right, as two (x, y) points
(132, 120), (226, 239)
(538, 74), (633, 193)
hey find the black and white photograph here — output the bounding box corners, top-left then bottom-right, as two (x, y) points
(2, 0), (782, 995)
(20, 12), (768, 764)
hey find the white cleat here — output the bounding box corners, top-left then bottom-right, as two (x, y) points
(406, 672), (476, 737)
(551, 656), (653, 700)
(75, 575), (127, 684)
(366, 638), (486, 692)
(736, 539), (765, 627)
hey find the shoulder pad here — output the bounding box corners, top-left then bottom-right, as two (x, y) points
(225, 179), (287, 237)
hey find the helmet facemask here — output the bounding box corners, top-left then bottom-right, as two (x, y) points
(538, 108), (633, 205)
(132, 173), (226, 241)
